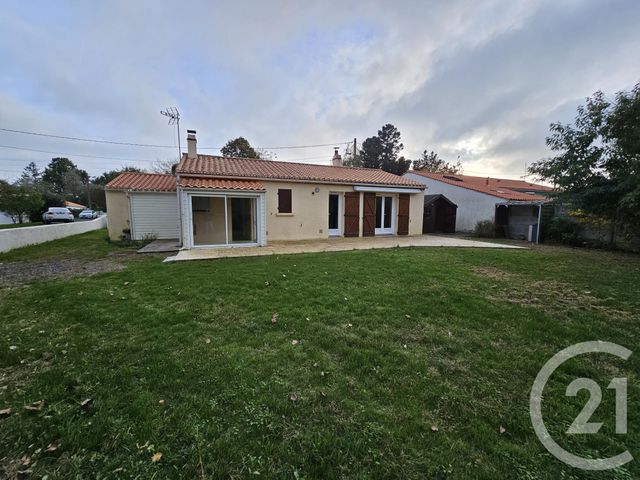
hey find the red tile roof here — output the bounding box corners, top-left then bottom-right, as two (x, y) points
(177, 154), (424, 188)
(179, 177), (264, 191)
(106, 172), (176, 192)
(63, 200), (87, 208)
(410, 171), (550, 202)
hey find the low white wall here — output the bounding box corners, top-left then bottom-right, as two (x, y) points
(0, 216), (108, 253)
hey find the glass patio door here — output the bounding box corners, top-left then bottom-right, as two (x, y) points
(230, 197), (257, 243)
(328, 193), (341, 236)
(192, 195), (257, 246)
(375, 195), (393, 235)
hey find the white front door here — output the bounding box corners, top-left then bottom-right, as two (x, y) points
(328, 193), (342, 236)
(375, 195), (394, 235)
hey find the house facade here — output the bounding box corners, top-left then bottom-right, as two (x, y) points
(106, 131), (425, 248)
(404, 171), (552, 241)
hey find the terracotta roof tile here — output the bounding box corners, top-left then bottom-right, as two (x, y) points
(177, 154), (424, 188)
(106, 172), (176, 192)
(179, 177), (264, 191)
(410, 171), (550, 202)
(63, 201), (87, 208)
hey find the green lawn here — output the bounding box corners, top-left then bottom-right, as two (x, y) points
(0, 221), (43, 230)
(1, 230), (639, 479)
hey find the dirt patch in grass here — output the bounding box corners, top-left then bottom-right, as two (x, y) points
(0, 259), (125, 288)
(471, 266), (514, 280)
(496, 279), (636, 320)
(473, 267), (638, 320)
(0, 354), (55, 393)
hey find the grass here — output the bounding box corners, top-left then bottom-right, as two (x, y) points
(0, 221), (43, 230)
(0, 229), (118, 262)
(1, 230), (639, 479)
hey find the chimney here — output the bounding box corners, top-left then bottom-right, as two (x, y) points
(332, 147), (342, 167)
(187, 129), (197, 159)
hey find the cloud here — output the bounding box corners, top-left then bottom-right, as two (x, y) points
(0, 0), (638, 180)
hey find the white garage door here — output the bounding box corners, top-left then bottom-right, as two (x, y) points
(130, 193), (180, 240)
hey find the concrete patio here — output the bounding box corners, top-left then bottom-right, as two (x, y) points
(137, 239), (181, 253)
(164, 234), (523, 262)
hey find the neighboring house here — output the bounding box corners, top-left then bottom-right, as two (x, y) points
(105, 130), (425, 248)
(1, 211), (17, 224)
(63, 201), (87, 214)
(0, 211), (29, 224)
(404, 171), (552, 240)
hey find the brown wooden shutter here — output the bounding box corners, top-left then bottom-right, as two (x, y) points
(362, 192), (376, 237)
(278, 189), (292, 213)
(397, 194), (410, 235)
(343, 192), (360, 237)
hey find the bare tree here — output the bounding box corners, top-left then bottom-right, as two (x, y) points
(151, 159), (178, 174)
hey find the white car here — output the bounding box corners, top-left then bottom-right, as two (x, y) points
(42, 207), (74, 224)
(79, 209), (97, 219)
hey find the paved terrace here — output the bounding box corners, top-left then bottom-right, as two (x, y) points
(164, 235), (523, 262)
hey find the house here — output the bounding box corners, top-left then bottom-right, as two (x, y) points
(0, 211), (23, 225)
(404, 171), (552, 241)
(63, 200), (87, 213)
(105, 130), (425, 247)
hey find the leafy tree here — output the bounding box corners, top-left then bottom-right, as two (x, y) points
(529, 83), (640, 245)
(42, 158), (89, 195)
(93, 167), (143, 185)
(412, 150), (462, 174)
(221, 137), (260, 158)
(16, 162), (42, 188)
(360, 124), (411, 175)
(0, 180), (43, 224)
(360, 136), (384, 169)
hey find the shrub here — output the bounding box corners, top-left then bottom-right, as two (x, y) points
(473, 220), (495, 238)
(544, 216), (582, 246)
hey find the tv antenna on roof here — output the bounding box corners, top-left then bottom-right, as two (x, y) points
(160, 107), (181, 160)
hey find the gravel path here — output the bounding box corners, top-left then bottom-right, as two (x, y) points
(0, 258), (125, 287)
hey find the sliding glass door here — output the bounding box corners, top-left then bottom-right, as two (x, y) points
(192, 195), (257, 246)
(230, 197), (256, 243)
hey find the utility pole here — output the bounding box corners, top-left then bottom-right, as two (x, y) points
(160, 107), (181, 160)
(86, 181), (92, 209)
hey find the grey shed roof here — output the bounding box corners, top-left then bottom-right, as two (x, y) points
(424, 194), (457, 208)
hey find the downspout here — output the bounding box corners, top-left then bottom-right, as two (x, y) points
(176, 174), (183, 247)
(536, 203), (542, 244)
(126, 190), (134, 240)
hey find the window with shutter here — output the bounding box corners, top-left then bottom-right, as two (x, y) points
(278, 189), (292, 213)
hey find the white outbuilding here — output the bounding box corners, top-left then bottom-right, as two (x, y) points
(404, 171), (552, 242)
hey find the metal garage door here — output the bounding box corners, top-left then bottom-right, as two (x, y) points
(130, 193), (179, 240)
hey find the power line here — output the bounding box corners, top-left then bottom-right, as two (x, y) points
(0, 127), (176, 148)
(251, 142), (351, 151)
(0, 127), (351, 151)
(0, 144), (159, 164)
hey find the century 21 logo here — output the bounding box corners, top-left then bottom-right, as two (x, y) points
(530, 341), (632, 471)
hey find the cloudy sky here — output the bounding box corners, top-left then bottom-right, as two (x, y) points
(1, 0), (638, 181)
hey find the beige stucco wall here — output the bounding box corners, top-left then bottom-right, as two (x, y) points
(408, 191), (423, 235)
(263, 180), (423, 241)
(105, 190), (130, 240)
